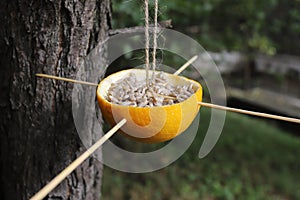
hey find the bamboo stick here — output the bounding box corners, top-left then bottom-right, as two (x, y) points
(36, 66), (300, 125)
(198, 102), (300, 124)
(173, 55), (198, 76)
(33, 59), (300, 198)
(30, 119), (127, 200)
(36, 74), (98, 87)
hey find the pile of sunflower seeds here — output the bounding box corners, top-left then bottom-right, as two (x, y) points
(106, 72), (196, 107)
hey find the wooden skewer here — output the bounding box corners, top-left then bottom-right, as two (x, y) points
(198, 102), (300, 124)
(30, 119), (127, 200)
(35, 56), (197, 87)
(173, 55), (198, 76)
(36, 60), (300, 125)
(31, 56), (200, 198)
(36, 74), (98, 87)
(33, 57), (299, 198)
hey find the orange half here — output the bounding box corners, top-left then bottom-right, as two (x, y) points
(96, 69), (203, 143)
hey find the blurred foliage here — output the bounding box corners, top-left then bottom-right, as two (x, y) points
(102, 108), (300, 199)
(112, 0), (300, 55)
(105, 2), (300, 199)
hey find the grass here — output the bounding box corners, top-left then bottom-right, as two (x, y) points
(101, 108), (300, 200)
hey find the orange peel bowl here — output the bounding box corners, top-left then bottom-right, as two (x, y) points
(96, 69), (203, 143)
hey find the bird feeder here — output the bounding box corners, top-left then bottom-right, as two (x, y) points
(96, 69), (203, 143)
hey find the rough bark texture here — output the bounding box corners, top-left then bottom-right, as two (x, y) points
(0, 0), (111, 199)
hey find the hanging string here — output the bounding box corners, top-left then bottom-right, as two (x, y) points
(144, 0), (150, 86)
(151, 0), (158, 81)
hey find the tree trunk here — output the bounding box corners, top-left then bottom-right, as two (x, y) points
(0, 0), (111, 199)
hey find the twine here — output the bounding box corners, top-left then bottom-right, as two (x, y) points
(144, 0), (150, 86)
(152, 0), (158, 80)
(144, 0), (159, 86)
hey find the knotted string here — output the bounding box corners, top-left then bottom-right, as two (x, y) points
(144, 0), (150, 86)
(152, 0), (158, 80)
(144, 0), (159, 86)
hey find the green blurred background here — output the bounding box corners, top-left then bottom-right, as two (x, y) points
(102, 0), (300, 199)
(112, 0), (300, 55)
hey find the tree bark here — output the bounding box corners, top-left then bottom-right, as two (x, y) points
(0, 0), (111, 199)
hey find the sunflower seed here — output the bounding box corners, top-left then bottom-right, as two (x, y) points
(106, 72), (196, 107)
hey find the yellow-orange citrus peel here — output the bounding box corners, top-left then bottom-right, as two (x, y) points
(97, 69), (203, 143)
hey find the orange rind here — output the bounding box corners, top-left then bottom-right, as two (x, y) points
(96, 69), (202, 143)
